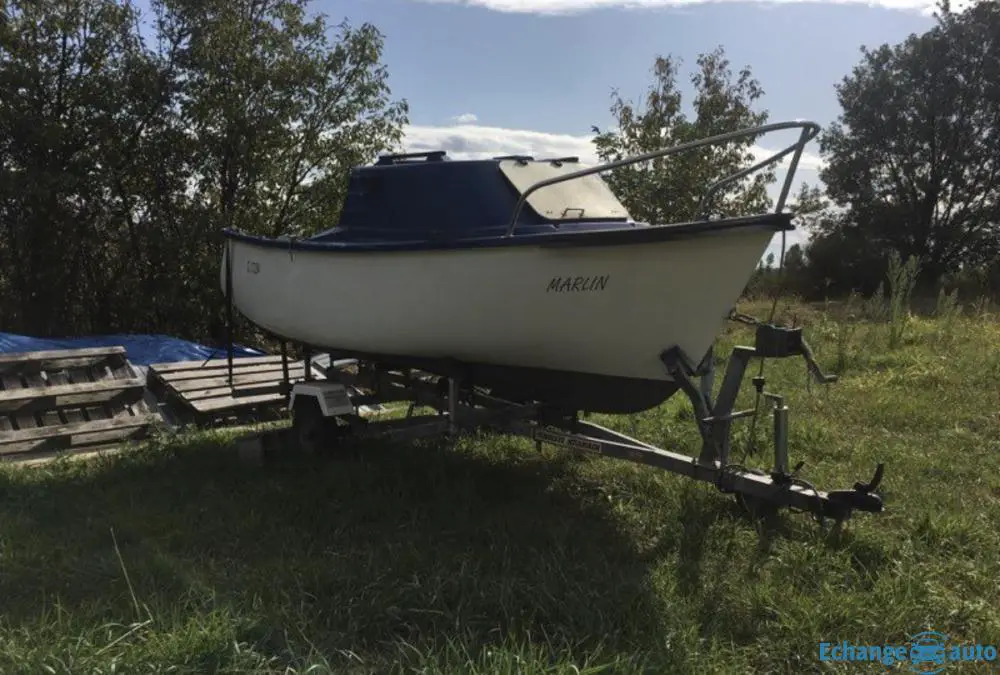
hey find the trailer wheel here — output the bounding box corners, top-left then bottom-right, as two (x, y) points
(292, 396), (328, 455)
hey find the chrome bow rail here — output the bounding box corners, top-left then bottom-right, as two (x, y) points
(505, 120), (821, 236)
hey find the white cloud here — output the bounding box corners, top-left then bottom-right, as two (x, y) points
(450, 112), (479, 124)
(404, 123), (601, 163)
(414, 0), (945, 15)
(751, 144), (825, 172)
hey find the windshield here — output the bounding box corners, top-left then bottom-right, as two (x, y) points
(498, 159), (631, 222)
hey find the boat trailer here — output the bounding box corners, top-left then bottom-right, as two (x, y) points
(253, 319), (884, 527)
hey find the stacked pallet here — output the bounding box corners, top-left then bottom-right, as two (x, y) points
(0, 346), (160, 463)
(147, 355), (321, 426)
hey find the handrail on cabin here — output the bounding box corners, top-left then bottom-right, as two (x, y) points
(504, 120), (821, 237)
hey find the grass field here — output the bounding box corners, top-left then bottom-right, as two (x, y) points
(2, 296), (999, 673)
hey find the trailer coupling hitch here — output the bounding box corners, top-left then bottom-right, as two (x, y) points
(826, 463), (885, 514)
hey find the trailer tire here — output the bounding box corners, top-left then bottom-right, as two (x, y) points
(292, 396), (328, 455)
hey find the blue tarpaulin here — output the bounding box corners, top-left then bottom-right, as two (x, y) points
(0, 333), (266, 366)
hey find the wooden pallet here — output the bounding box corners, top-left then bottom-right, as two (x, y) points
(147, 355), (322, 426)
(0, 346), (161, 463)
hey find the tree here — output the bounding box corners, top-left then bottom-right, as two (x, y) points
(819, 0), (1000, 285)
(153, 0), (408, 239)
(591, 47), (774, 225)
(0, 0), (159, 335)
(783, 243), (804, 274)
(801, 228), (887, 298)
(767, 182), (889, 298)
(148, 0), (409, 343)
(0, 0), (408, 342)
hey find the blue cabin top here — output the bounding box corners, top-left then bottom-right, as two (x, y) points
(310, 150), (638, 243)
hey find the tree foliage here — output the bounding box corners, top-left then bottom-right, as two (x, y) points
(0, 0), (407, 341)
(0, 0), (155, 335)
(153, 0), (407, 238)
(818, 0), (1000, 286)
(591, 47), (774, 225)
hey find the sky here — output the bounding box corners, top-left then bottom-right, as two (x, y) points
(312, 0), (937, 257)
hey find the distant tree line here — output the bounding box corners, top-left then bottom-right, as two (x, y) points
(797, 0), (1000, 301)
(1, 0), (997, 345)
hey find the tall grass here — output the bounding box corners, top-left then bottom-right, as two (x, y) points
(885, 250), (921, 349)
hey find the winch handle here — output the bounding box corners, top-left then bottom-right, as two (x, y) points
(800, 338), (838, 385)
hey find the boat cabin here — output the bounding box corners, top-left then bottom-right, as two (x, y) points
(312, 151), (636, 242)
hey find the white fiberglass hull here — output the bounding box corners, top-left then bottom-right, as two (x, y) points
(221, 226), (772, 384)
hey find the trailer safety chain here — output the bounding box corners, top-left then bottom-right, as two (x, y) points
(782, 475), (827, 528)
(717, 459), (828, 528)
(768, 460), (828, 528)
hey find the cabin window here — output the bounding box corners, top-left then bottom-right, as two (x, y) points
(498, 160), (631, 222)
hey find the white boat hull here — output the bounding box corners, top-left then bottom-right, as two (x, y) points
(222, 225), (773, 384)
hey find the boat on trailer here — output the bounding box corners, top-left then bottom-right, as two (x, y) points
(220, 121), (886, 525)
